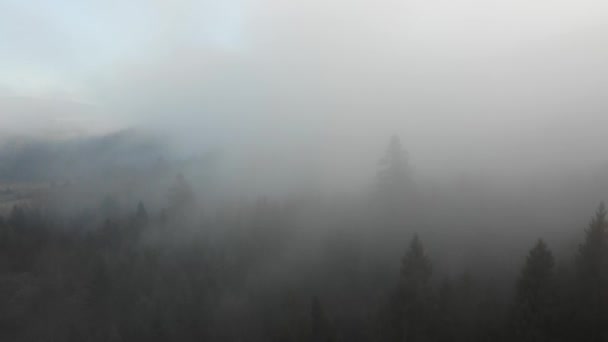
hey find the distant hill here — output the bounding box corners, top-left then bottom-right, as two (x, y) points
(0, 129), (170, 182)
(0, 96), (117, 139)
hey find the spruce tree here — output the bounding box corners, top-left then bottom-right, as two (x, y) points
(511, 239), (556, 341)
(377, 135), (413, 203)
(578, 202), (608, 284)
(576, 202), (608, 341)
(400, 234), (432, 286)
(387, 234), (434, 342)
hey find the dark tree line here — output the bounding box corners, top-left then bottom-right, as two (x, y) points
(1, 197), (608, 341)
(1, 138), (608, 341)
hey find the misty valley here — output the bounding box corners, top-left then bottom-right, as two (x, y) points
(5, 0), (608, 340)
(0, 132), (607, 342)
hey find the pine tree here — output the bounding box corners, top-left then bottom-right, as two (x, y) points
(377, 135), (413, 202)
(576, 202), (608, 341)
(386, 234), (434, 342)
(510, 239), (556, 341)
(400, 234), (432, 285)
(578, 202), (608, 284)
(435, 273), (478, 342)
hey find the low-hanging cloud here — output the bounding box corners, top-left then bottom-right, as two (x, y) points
(3, 0), (608, 190)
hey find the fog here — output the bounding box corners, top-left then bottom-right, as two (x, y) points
(3, 1), (608, 341)
(4, 0), (608, 187)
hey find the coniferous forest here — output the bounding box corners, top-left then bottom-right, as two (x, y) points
(1, 135), (608, 342)
(5, 0), (608, 340)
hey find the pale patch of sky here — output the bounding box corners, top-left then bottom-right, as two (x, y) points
(0, 0), (245, 98)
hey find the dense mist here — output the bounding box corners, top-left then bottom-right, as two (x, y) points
(3, 0), (608, 341)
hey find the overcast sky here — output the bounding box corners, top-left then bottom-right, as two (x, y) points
(2, 0), (608, 187)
